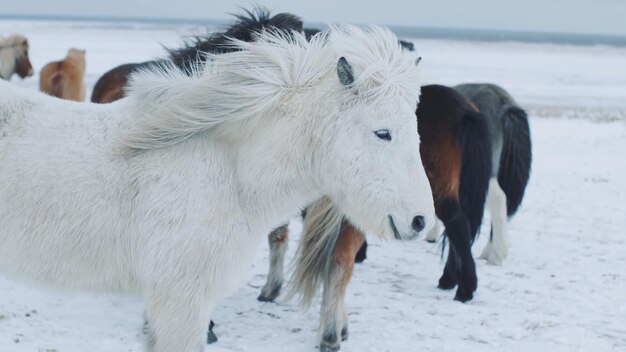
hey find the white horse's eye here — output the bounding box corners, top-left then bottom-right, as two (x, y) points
(374, 129), (392, 141)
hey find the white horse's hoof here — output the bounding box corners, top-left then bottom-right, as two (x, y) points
(479, 242), (508, 265)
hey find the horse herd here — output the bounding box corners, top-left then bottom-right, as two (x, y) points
(0, 8), (532, 352)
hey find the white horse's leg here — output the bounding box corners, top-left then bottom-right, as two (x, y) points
(319, 224), (364, 352)
(479, 178), (509, 265)
(424, 219), (442, 243)
(258, 225), (289, 302)
(144, 290), (210, 352)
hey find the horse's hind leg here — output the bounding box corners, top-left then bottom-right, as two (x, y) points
(320, 223), (365, 352)
(144, 290), (210, 352)
(479, 178), (509, 265)
(258, 225), (289, 302)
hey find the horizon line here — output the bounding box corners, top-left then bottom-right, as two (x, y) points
(2, 13), (626, 46)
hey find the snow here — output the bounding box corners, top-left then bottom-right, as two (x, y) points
(1, 20), (625, 352)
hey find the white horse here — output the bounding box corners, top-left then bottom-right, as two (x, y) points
(0, 26), (434, 351)
(0, 34), (34, 80)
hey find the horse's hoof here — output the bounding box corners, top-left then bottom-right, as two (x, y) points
(454, 289), (473, 303)
(207, 330), (218, 344)
(438, 272), (457, 290)
(320, 343), (341, 352)
(207, 320), (218, 344)
(341, 326), (349, 341)
(257, 285), (281, 302)
(479, 243), (507, 265)
(257, 293), (277, 302)
(321, 330), (340, 352)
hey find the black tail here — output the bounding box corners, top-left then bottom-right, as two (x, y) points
(458, 111), (492, 242)
(498, 107), (532, 217)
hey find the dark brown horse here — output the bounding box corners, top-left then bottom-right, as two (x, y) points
(90, 61), (156, 103)
(0, 34), (34, 80)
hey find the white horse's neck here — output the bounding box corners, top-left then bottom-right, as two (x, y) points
(227, 112), (323, 233)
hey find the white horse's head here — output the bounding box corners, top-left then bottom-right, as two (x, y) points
(310, 26), (435, 240)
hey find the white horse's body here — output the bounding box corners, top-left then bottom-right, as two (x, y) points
(0, 26), (434, 351)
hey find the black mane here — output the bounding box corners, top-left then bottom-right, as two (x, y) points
(304, 27), (322, 40)
(167, 7), (304, 72)
(398, 40), (415, 51)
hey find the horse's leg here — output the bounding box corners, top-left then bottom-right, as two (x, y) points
(144, 290), (210, 352)
(437, 199), (477, 302)
(479, 178), (509, 265)
(437, 235), (458, 290)
(258, 225), (289, 302)
(320, 222), (365, 352)
(446, 214), (477, 302)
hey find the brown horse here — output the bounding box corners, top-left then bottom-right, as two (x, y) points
(0, 34), (34, 80)
(39, 48), (86, 101)
(90, 61), (156, 103)
(260, 84), (494, 352)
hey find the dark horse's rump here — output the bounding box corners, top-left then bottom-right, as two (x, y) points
(454, 83), (532, 217)
(90, 7), (305, 103)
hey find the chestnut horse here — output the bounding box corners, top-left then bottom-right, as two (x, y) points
(259, 83), (531, 352)
(39, 48), (87, 101)
(0, 34), (33, 80)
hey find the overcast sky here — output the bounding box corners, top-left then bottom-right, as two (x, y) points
(3, 0), (626, 36)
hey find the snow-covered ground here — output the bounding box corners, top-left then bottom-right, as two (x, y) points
(1, 20), (625, 352)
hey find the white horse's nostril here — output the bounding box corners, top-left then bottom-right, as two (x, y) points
(411, 215), (425, 232)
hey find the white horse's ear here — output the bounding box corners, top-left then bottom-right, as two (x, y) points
(337, 57), (354, 87)
(415, 57), (422, 66)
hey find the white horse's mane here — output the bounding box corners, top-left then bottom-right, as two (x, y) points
(120, 25), (421, 154)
